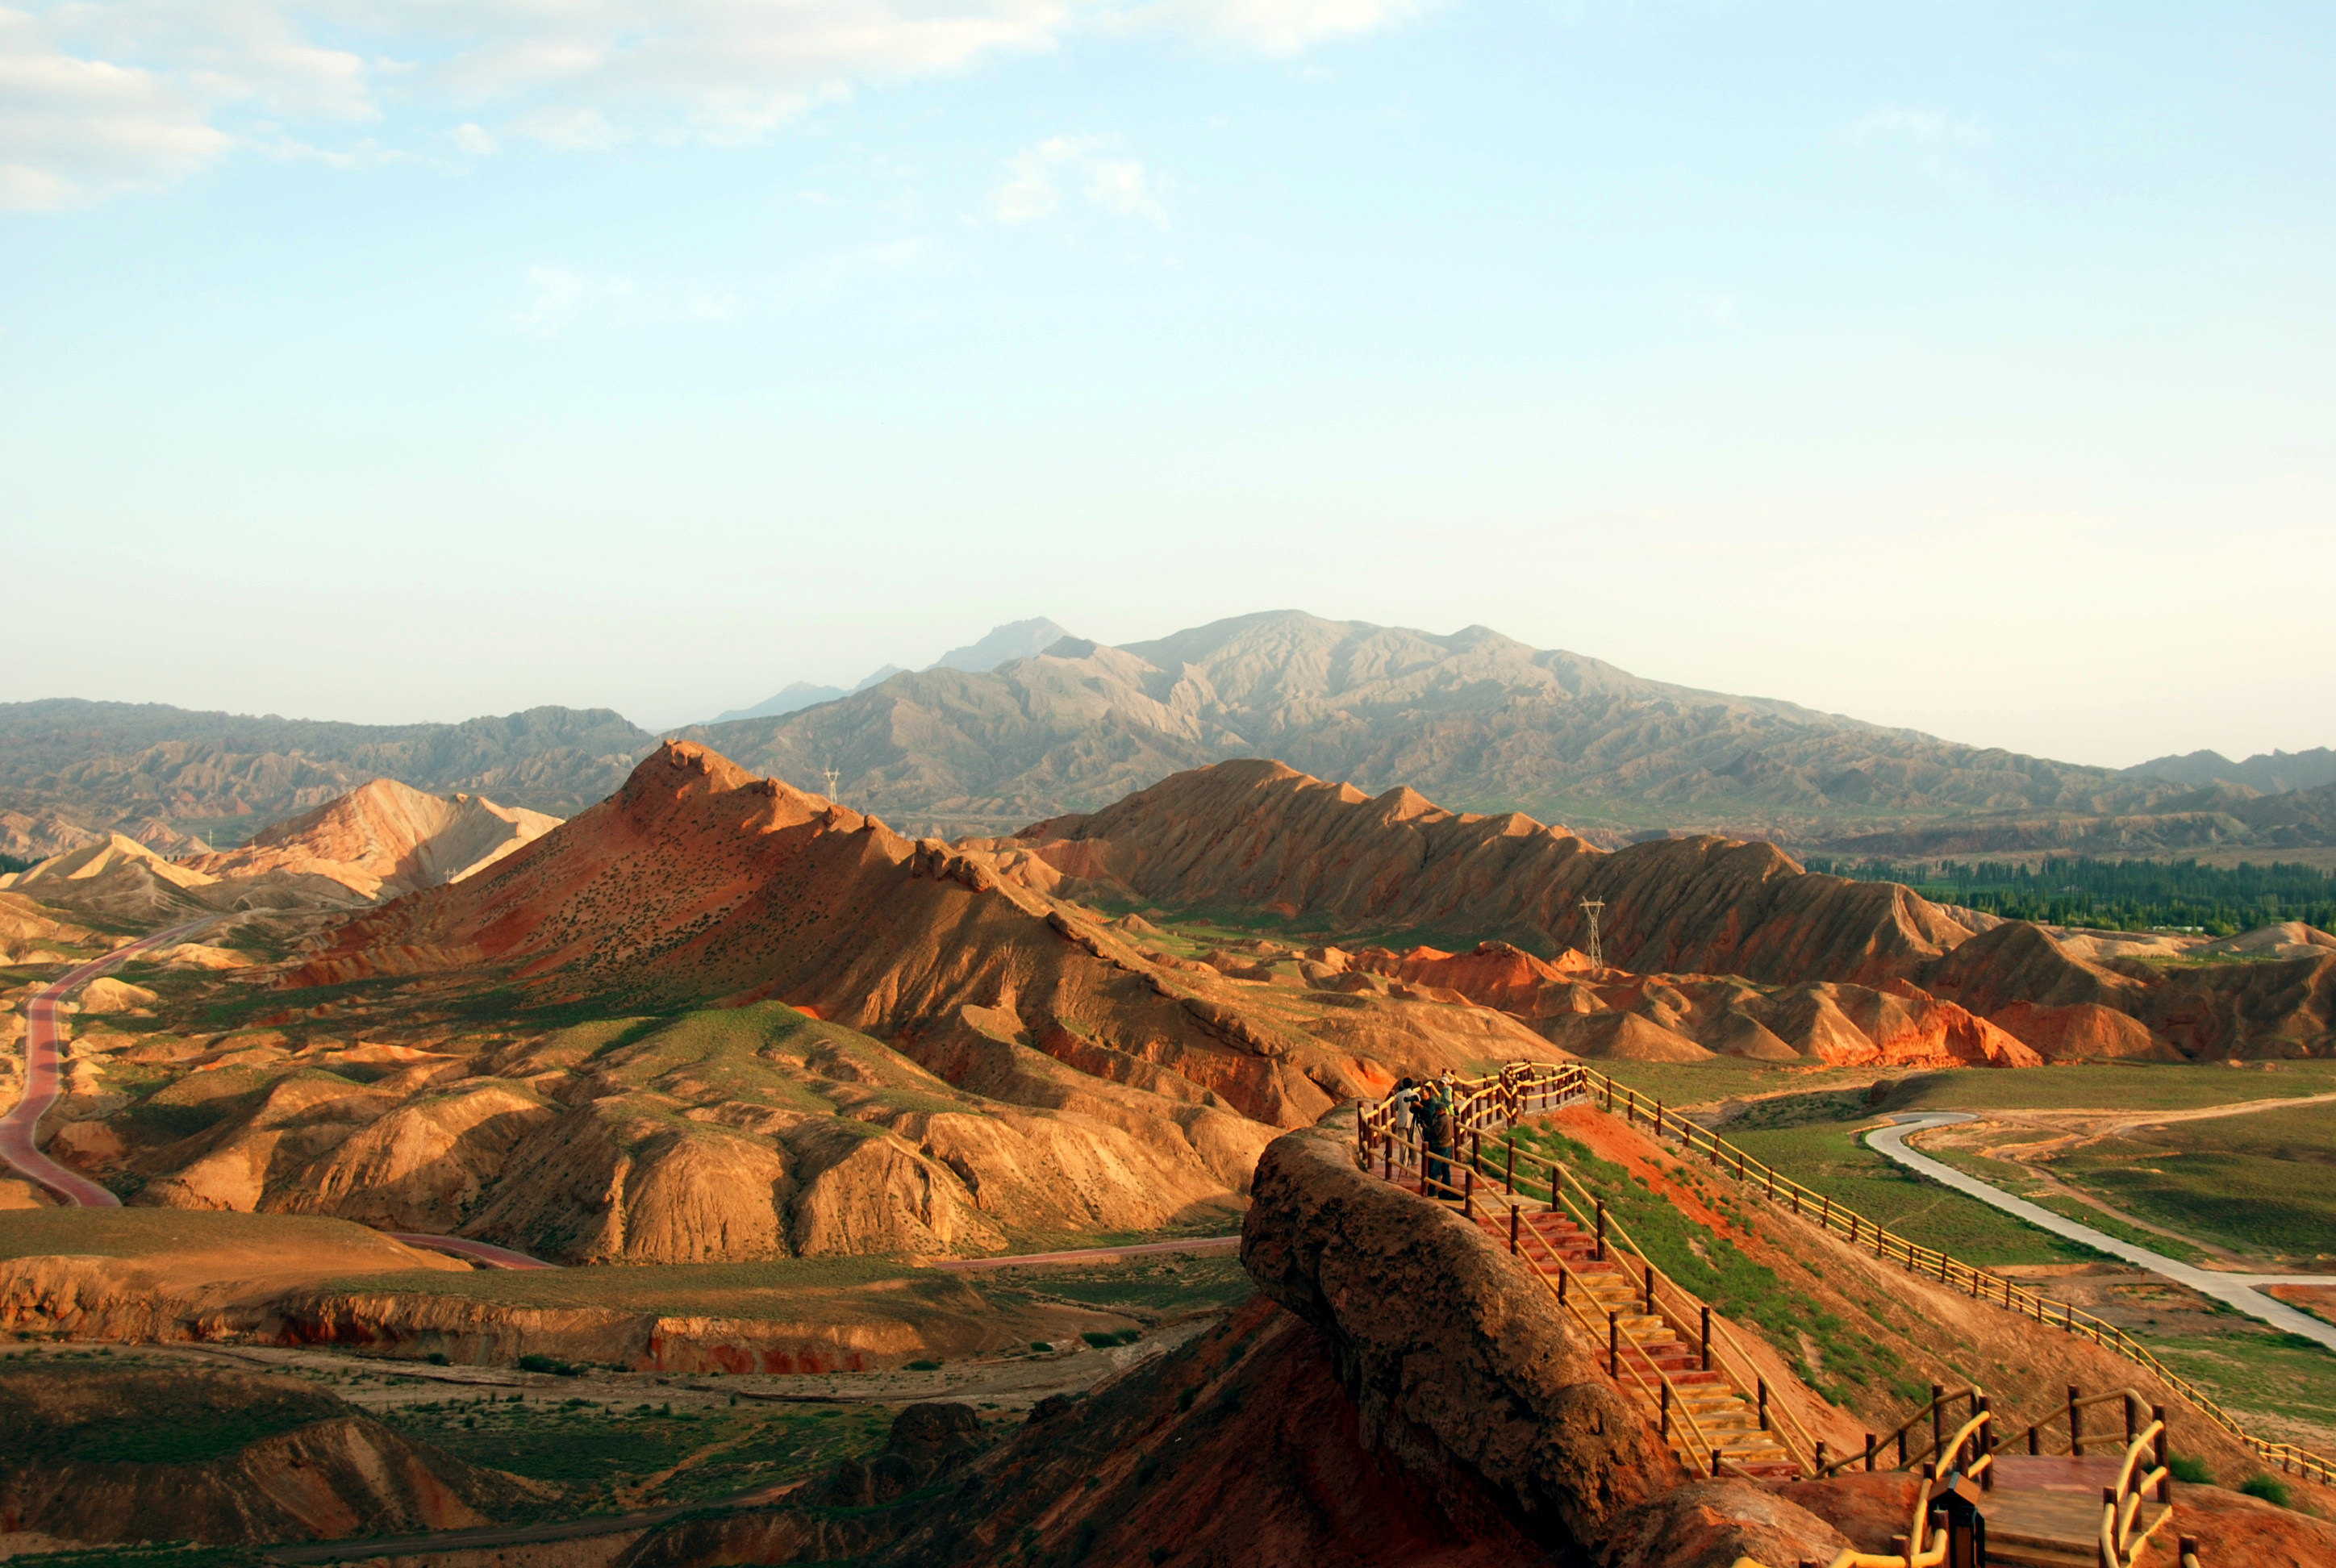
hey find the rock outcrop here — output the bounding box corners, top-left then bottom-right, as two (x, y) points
(211, 741), (1585, 1261)
(1239, 1114), (1853, 1565)
(0, 833), (221, 921)
(1008, 757), (1979, 986)
(181, 778), (561, 903)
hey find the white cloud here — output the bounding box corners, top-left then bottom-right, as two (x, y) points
(0, 8), (235, 209)
(1846, 106), (1991, 149)
(510, 106), (631, 152)
(1083, 156), (1163, 223)
(1842, 106), (1992, 189)
(991, 135), (1166, 227)
(510, 265), (737, 337)
(4, 0), (1413, 210)
(1103, 0), (1434, 54)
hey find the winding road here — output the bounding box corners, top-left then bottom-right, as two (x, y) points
(1, 919), (214, 1206)
(1866, 1112), (2336, 1353)
(3, 924), (558, 1268)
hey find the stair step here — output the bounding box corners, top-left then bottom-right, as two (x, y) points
(1976, 1549), (2095, 1568)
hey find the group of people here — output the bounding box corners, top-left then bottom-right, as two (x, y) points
(1386, 1070), (1466, 1196)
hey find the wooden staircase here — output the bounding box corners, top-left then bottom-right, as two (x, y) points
(1472, 1204), (1799, 1478)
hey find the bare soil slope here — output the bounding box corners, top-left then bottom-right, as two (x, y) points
(183, 778), (561, 902)
(46, 746), (1584, 1262)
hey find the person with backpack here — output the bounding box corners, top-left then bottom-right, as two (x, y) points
(1416, 1078), (1457, 1199)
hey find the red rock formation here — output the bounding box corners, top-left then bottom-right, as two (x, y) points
(181, 778), (559, 902)
(233, 744), (1582, 1260)
(1239, 1116), (1853, 1566)
(1015, 759), (1979, 987)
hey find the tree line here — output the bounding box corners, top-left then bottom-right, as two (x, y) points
(1801, 855), (2336, 936)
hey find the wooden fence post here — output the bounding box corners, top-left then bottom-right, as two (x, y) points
(2069, 1386), (2083, 1457)
(1700, 1305), (1712, 1373)
(2155, 1407), (2170, 1503)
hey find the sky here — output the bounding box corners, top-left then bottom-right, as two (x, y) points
(4, 1), (2331, 768)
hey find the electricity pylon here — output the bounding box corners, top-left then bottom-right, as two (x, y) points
(1579, 899), (1605, 968)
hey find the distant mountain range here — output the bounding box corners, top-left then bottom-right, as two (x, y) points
(702, 618), (1072, 724)
(2125, 748), (2336, 795)
(678, 611), (2241, 846)
(2, 611), (2326, 857)
(0, 700), (649, 852)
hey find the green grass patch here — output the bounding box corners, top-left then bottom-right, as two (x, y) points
(193, 978), (399, 1029)
(1908, 1142), (2218, 1265)
(0, 1362), (340, 1466)
(967, 1254), (1253, 1320)
(0, 1208), (428, 1264)
(1596, 1059), (1875, 1110)
(1879, 1062), (2336, 1115)
(319, 1256), (932, 1319)
(2050, 1107), (2336, 1261)
(1503, 1124), (1930, 1407)
(381, 1395), (894, 1499)
(1, 1546), (268, 1568)
(1721, 1123), (2100, 1269)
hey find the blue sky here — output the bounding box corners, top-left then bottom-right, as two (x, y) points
(5, 1), (2331, 766)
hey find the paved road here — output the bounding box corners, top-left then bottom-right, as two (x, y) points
(386, 1232), (560, 1270)
(927, 1235), (1241, 1270)
(1866, 1113), (2336, 1353)
(1, 919), (215, 1205)
(3, 928), (560, 1272)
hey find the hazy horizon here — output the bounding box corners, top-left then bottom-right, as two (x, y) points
(4, 606), (2326, 777)
(8, 3), (2331, 769)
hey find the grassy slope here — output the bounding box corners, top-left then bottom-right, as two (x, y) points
(380, 1392), (895, 1505)
(1717, 1123), (2100, 1269)
(0, 1209), (453, 1266)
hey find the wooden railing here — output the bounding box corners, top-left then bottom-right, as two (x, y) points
(1366, 1097), (1756, 1480)
(2104, 1409), (2176, 1568)
(1363, 1061), (2336, 1493)
(1362, 1061), (2331, 1568)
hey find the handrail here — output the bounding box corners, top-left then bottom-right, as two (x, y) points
(1367, 1057), (2333, 1568)
(1450, 1103), (1823, 1476)
(1374, 1120), (1739, 1479)
(1398, 1059), (2336, 1489)
(2102, 1416), (2171, 1568)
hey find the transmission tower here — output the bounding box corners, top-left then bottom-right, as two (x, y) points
(1579, 898), (1605, 968)
(822, 761), (841, 799)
